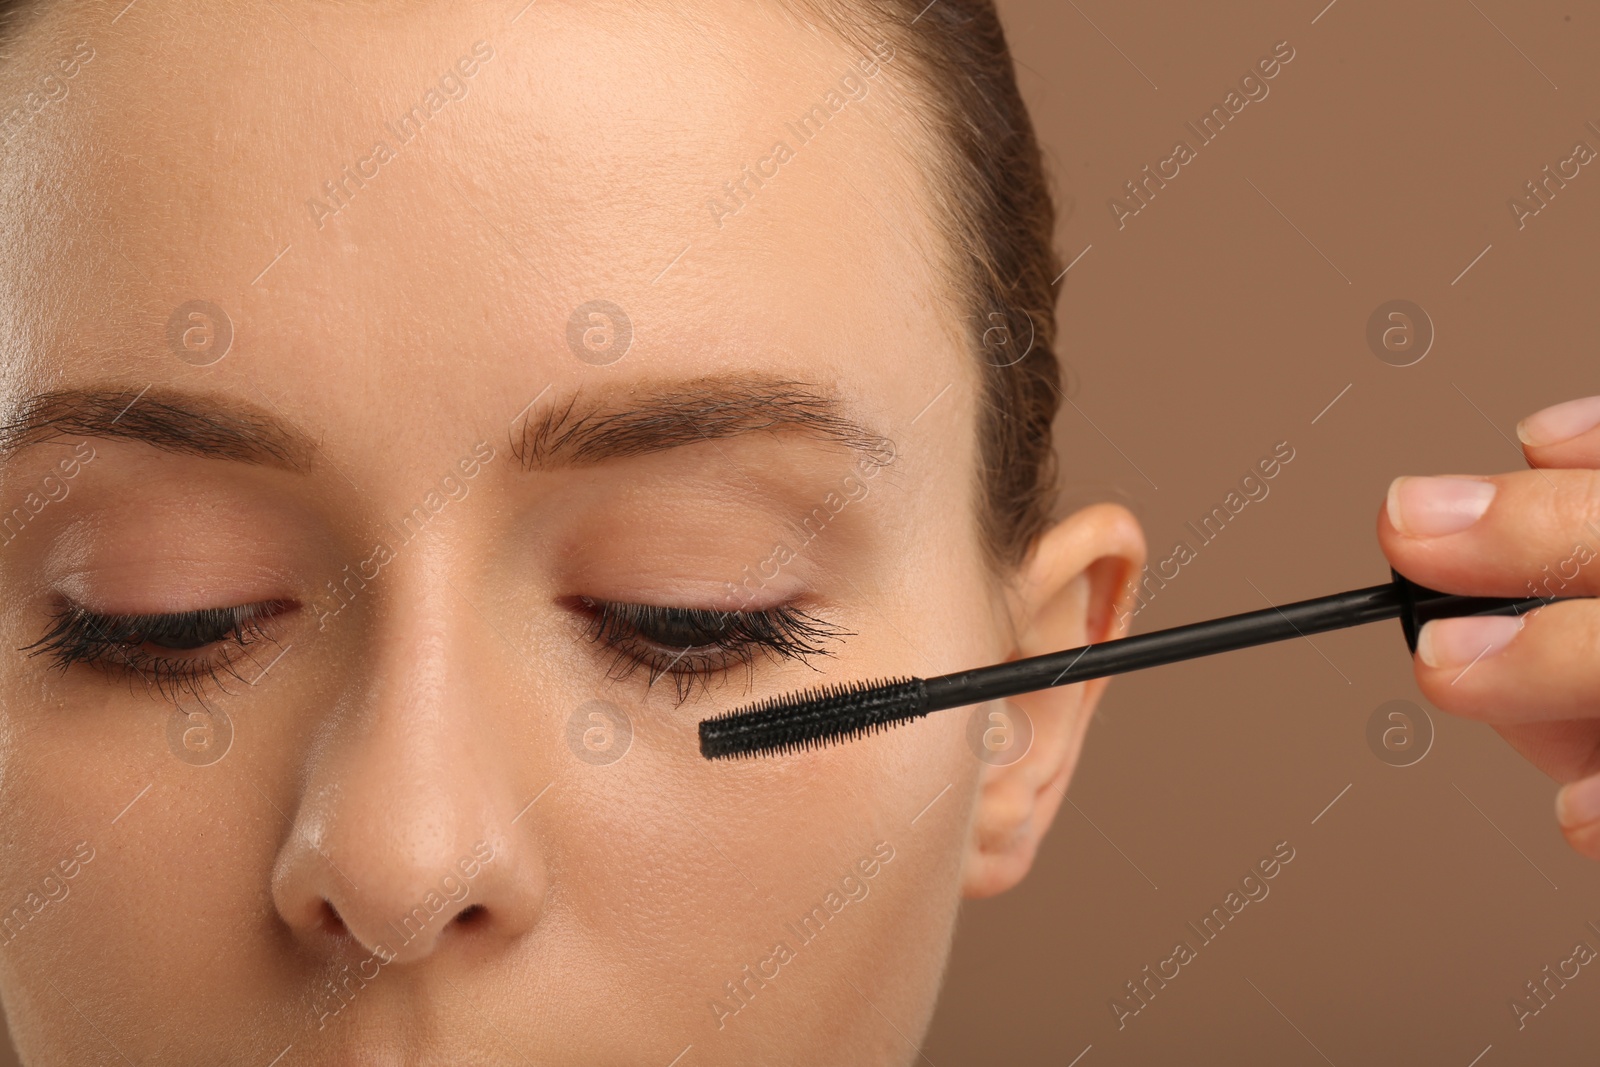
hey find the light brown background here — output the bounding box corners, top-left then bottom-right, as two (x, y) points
(920, 1), (1600, 1065)
(7, 0), (1600, 1063)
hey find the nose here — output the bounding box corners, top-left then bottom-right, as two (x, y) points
(270, 577), (545, 966)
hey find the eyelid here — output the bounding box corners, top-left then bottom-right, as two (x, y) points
(568, 595), (852, 705)
(43, 554), (306, 617)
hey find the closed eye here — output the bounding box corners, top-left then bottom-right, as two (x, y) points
(20, 599), (296, 708)
(566, 595), (852, 704)
(21, 592), (853, 711)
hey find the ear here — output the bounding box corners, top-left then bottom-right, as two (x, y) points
(960, 502), (1146, 899)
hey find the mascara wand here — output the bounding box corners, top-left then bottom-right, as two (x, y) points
(699, 569), (1582, 760)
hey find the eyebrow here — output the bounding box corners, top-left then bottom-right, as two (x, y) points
(0, 387), (317, 471)
(513, 374), (893, 471)
(0, 375), (895, 474)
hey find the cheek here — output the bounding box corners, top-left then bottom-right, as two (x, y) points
(0, 658), (314, 1053)
(541, 687), (978, 1028)
(0, 682), (135, 941)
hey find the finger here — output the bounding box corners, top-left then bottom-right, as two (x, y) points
(1517, 394), (1600, 470)
(1556, 771), (1600, 862)
(1491, 720), (1600, 782)
(1409, 600), (1600, 723)
(1377, 466), (1600, 599)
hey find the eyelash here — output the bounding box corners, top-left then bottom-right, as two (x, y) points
(21, 600), (293, 709)
(21, 595), (852, 709)
(572, 596), (852, 704)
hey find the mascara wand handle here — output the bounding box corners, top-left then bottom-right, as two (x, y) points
(921, 571), (1572, 714)
(1386, 568), (1552, 652)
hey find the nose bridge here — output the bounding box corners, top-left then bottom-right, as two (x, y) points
(272, 552), (542, 963)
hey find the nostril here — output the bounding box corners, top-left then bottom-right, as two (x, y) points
(318, 899), (348, 937)
(311, 900), (486, 946)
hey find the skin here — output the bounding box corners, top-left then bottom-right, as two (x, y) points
(0, 1), (1143, 1064)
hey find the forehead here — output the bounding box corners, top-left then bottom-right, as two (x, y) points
(0, 0), (975, 454)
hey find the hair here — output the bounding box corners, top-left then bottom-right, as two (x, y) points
(0, 0), (1067, 582)
(0, 1), (33, 51)
(784, 0), (1067, 581)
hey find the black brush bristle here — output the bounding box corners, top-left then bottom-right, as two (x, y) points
(699, 676), (930, 760)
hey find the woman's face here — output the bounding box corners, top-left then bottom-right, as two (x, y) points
(0, 1), (1132, 1063)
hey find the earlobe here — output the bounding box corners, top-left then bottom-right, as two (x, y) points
(960, 503), (1146, 899)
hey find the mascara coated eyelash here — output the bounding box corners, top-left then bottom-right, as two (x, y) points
(21, 599), (295, 708)
(573, 596), (854, 704)
(23, 592), (855, 710)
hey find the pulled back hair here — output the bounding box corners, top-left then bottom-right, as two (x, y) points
(0, 1), (33, 50)
(0, 0), (1067, 580)
(784, 0), (1067, 579)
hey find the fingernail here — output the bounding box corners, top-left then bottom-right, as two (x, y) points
(1386, 476), (1496, 536)
(1556, 775), (1600, 830)
(1517, 395), (1600, 447)
(1415, 615), (1522, 669)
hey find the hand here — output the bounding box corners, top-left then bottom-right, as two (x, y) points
(1377, 394), (1600, 861)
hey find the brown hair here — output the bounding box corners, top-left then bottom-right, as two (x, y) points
(0, 1), (33, 50)
(0, 0), (1066, 581)
(787, 0), (1066, 580)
